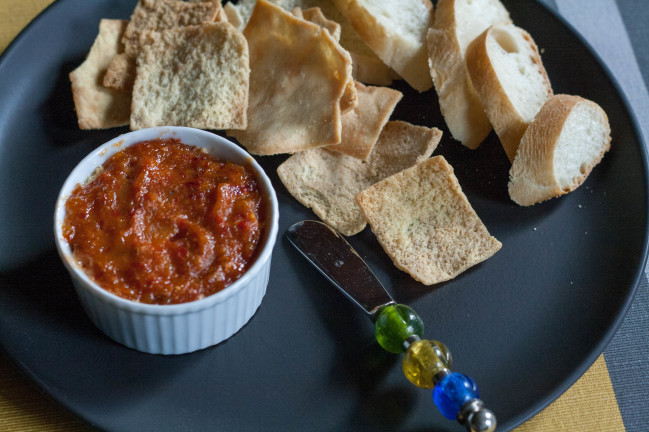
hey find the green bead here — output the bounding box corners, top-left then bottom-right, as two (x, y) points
(402, 339), (452, 389)
(374, 304), (424, 353)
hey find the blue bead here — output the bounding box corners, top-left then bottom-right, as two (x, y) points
(432, 373), (480, 420)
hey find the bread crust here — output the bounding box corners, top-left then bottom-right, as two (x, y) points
(508, 94), (611, 206)
(466, 23), (552, 162)
(427, 0), (511, 149)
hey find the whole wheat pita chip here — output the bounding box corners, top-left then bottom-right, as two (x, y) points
(102, 52), (136, 92)
(123, 0), (222, 56)
(103, 0), (222, 91)
(326, 81), (403, 160)
(69, 19), (131, 129)
(130, 21), (249, 130)
(228, 0), (352, 155)
(277, 121), (442, 235)
(355, 156), (502, 285)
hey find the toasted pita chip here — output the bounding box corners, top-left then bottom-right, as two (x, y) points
(326, 81), (402, 160)
(130, 22), (249, 130)
(298, 7), (341, 41)
(277, 121), (442, 235)
(356, 156), (502, 285)
(228, 0), (352, 155)
(102, 52), (136, 92)
(103, 0), (222, 91)
(290, 6), (356, 114)
(69, 19), (131, 129)
(339, 75), (358, 115)
(232, 0), (396, 85)
(123, 0), (222, 56)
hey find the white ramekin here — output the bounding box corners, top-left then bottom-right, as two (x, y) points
(54, 127), (279, 355)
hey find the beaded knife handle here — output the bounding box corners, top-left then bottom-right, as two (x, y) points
(286, 220), (497, 432)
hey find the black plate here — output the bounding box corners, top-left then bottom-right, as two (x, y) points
(0, 1), (647, 431)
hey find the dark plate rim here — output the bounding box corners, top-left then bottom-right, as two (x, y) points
(0, 0), (648, 430)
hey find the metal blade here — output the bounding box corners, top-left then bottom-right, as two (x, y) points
(286, 220), (395, 319)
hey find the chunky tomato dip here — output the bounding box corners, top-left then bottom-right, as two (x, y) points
(62, 138), (265, 305)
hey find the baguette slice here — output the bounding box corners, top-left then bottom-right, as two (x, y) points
(332, 0), (434, 92)
(508, 94), (611, 206)
(427, 0), (511, 149)
(466, 23), (553, 161)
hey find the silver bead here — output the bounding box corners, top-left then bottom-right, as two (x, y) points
(402, 334), (421, 351)
(466, 408), (497, 432)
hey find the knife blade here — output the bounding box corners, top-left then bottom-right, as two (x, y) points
(285, 220), (395, 319)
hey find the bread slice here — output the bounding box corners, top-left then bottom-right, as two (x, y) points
(326, 81), (403, 160)
(508, 94), (611, 206)
(228, 0), (352, 155)
(356, 156), (501, 285)
(130, 21), (249, 130)
(69, 19), (131, 129)
(332, 0), (434, 92)
(427, 0), (511, 149)
(466, 23), (553, 161)
(277, 121), (442, 236)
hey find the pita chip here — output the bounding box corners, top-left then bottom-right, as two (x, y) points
(228, 0), (353, 155)
(103, 0), (222, 91)
(356, 156), (502, 284)
(277, 121), (442, 235)
(326, 81), (402, 160)
(69, 19), (131, 129)
(130, 22), (249, 130)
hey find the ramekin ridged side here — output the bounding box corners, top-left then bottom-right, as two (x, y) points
(54, 127), (279, 355)
(71, 256), (271, 354)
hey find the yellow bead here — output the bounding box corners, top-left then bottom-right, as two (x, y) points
(402, 339), (452, 389)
